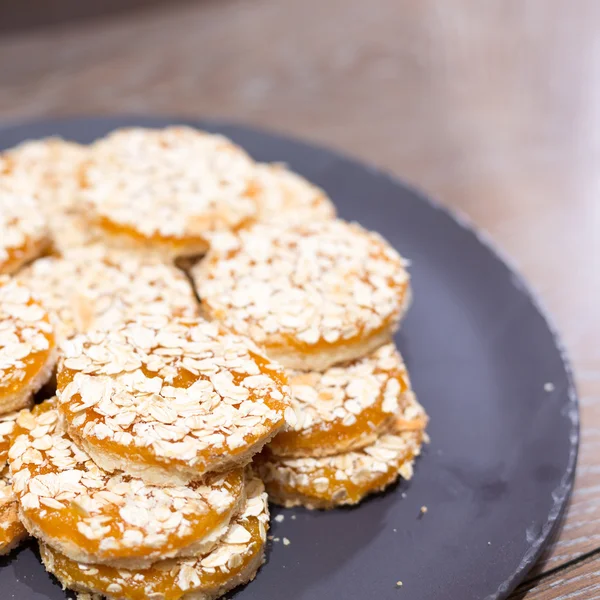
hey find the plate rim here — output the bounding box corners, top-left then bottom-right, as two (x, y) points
(0, 114), (580, 600)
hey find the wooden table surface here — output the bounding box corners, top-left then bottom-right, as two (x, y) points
(0, 1), (598, 597)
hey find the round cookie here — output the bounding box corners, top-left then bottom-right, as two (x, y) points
(9, 399), (247, 568)
(81, 127), (260, 258)
(269, 343), (412, 458)
(56, 317), (292, 485)
(257, 393), (428, 509)
(253, 163), (336, 225)
(258, 429), (424, 510)
(0, 412), (27, 555)
(194, 220), (411, 371)
(0, 276), (57, 414)
(17, 246), (199, 345)
(0, 181), (49, 275)
(39, 477), (269, 600)
(0, 467), (27, 555)
(1, 137), (87, 211)
(48, 211), (101, 255)
(0, 412), (17, 466)
(1, 138), (93, 255)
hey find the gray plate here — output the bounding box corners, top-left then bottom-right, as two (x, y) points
(0, 117), (579, 600)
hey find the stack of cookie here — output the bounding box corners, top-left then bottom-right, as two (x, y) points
(0, 125), (429, 598)
(193, 219), (428, 509)
(7, 316), (290, 599)
(70, 126), (336, 259)
(0, 277), (57, 555)
(1, 126), (335, 265)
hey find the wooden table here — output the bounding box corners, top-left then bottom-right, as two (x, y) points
(0, 1), (598, 597)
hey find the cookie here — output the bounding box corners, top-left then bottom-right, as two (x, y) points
(49, 211), (101, 256)
(253, 163), (335, 225)
(257, 394), (428, 509)
(39, 476), (269, 600)
(0, 277), (57, 414)
(269, 343), (413, 457)
(81, 127), (260, 258)
(258, 429), (423, 510)
(2, 138), (94, 255)
(1, 138), (86, 211)
(0, 412), (27, 555)
(0, 179), (49, 275)
(0, 468), (27, 555)
(0, 411), (18, 466)
(17, 246), (198, 345)
(194, 220), (410, 371)
(56, 317), (292, 485)
(9, 399), (247, 568)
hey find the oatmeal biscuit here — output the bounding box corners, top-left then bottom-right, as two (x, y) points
(39, 477), (269, 600)
(253, 163), (335, 225)
(257, 394), (427, 509)
(0, 412), (27, 554)
(56, 317), (292, 485)
(194, 220), (410, 371)
(9, 399), (246, 568)
(81, 127), (260, 258)
(0, 180), (49, 275)
(1, 138), (93, 254)
(0, 277), (56, 414)
(258, 430), (423, 510)
(2, 137), (86, 211)
(269, 343), (414, 457)
(17, 246), (199, 345)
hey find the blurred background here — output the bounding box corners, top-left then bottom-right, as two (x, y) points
(0, 1), (599, 597)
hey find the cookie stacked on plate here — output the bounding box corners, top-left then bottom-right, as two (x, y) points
(8, 316), (289, 599)
(0, 126), (428, 598)
(193, 220), (428, 509)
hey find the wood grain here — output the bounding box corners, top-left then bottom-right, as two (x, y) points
(511, 551), (600, 600)
(0, 1), (598, 597)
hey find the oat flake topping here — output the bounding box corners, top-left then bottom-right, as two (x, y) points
(196, 220), (409, 348)
(57, 317), (291, 479)
(82, 127), (259, 240)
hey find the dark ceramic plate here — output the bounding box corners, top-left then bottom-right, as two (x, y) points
(0, 117), (579, 600)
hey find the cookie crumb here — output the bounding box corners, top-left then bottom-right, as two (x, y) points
(396, 581), (403, 588)
(544, 382), (555, 392)
(420, 506), (428, 515)
(283, 537), (291, 546)
(487, 541), (492, 546)
(393, 528), (397, 532)
(275, 514), (285, 523)
(291, 515), (297, 520)
(401, 492), (407, 499)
